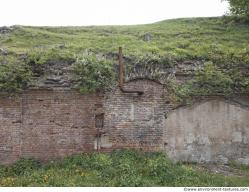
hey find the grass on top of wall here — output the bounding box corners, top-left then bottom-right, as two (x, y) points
(0, 150), (249, 187)
(0, 16), (248, 96)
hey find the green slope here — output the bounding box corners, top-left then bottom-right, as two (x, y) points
(1, 17), (248, 60)
(0, 17), (248, 97)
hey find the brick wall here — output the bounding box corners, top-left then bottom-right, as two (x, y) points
(0, 80), (248, 165)
(0, 97), (21, 164)
(103, 79), (171, 151)
(0, 80), (170, 164)
(0, 90), (102, 164)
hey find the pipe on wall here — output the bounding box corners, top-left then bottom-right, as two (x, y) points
(118, 47), (143, 95)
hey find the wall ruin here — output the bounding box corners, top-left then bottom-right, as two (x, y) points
(0, 79), (248, 165)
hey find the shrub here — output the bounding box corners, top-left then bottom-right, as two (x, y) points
(9, 158), (41, 176)
(0, 56), (32, 96)
(224, 0), (249, 18)
(190, 62), (233, 95)
(170, 62), (234, 102)
(73, 54), (115, 93)
(0, 165), (7, 178)
(146, 154), (177, 185)
(90, 153), (112, 170)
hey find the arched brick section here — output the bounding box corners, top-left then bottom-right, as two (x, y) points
(103, 79), (170, 151)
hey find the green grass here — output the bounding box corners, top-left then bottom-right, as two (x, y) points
(0, 150), (249, 187)
(0, 16), (248, 96)
(1, 17), (248, 61)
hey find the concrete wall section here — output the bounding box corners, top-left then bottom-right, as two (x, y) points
(164, 99), (249, 164)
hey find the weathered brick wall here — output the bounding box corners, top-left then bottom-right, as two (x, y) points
(0, 98), (21, 164)
(103, 79), (171, 151)
(0, 90), (102, 164)
(0, 80), (249, 165)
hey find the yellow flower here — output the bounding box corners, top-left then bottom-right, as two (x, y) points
(0, 177), (15, 186)
(43, 175), (49, 182)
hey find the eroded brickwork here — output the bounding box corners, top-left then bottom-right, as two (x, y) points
(0, 80), (248, 165)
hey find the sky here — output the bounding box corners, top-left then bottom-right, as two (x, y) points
(0, 0), (229, 26)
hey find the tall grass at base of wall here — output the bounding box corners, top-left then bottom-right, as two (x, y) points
(0, 150), (249, 187)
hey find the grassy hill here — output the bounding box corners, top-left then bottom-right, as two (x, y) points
(1, 17), (249, 60)
(0, 17), (248, 97)
(0, 17), (249, 186)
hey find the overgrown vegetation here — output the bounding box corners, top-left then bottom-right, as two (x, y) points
(0, 55), (32, 96)
(73, 53), (115, 93)
(0, 17), (248, 96)
(224, 0), (249, 19)
(170, 61), (248, 102)
(0, 150), (248, 187)
(2, 17), (248, 60)
(26, 48), (75, 76)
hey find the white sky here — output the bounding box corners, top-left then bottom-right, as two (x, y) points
(1, 0), (229, 26)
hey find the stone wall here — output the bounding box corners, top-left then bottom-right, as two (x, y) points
(164, 99), (249, 164)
